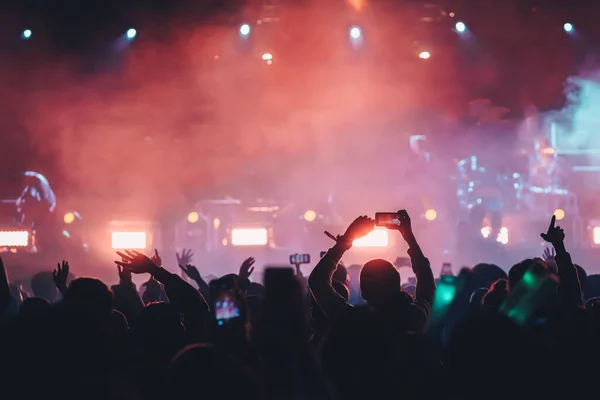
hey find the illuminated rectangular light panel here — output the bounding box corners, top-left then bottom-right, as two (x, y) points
(111, 232), (147, 249)
(231, 228), (268, 246)
(0, 231), (29, 247)
(353, 228), (389, 247)
(594, 227), (600, 245)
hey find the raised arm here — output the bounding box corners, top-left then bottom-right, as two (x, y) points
(541, 215), (582, 308)
(309, 216), (374, 320)
(390, 210), (435, 311)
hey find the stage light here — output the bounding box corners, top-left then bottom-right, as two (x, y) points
(262, 53), (273, 60)
(353, 228), (389, 247)
(349, 26), (361, 39)
(481, 226), (491, 239)
(213, 218), (220, 229)
(418, 51), (431, 60)
(111, 232), (147, 249)
(304, 210), (317, 222)
(126, 29), (137, 39)
(455, 22), (466, 33)
(553, 209), (565, 221)
(231, 228), (268, 246)
(497, 227), (509, 245)
(64, 212), (76, 224)
(240, 24), (251, 36)
(563, 23), (573, 33)
(0, 231), (29, 247)
(425, 209), (437, 221)
(593, 227), (600, 245)
(187, 212), (200, 224)
(22, 29), (32, 39)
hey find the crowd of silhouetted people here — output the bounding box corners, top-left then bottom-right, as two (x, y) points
(1, 210), (599, 400)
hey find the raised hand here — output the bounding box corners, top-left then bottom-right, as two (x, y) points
(117, 257), (133, 284)
(542, 247), (557, 272)
(176, 248), (194, 266)
(178, 263), (202, 282)
(53, 260), (70, 293)
(115, 250), (158, 275)
(343, 216), (375, 242)
(540, 215), (565, 245)
(239, 257), (255, 280)
(151, 249), (162, 267)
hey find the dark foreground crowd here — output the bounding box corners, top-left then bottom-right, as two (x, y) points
(0, 210), (598, 400)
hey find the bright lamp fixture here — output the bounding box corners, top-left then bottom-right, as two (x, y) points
(231, 228), (268, 246)
(0, 231), (29, 247)
(353, 228), (389, 247)
(111, 232), (147, 249)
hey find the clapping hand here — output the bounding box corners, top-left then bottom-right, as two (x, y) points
(541, 215), (565, 246)
(53, 260), (70, 293)
(178, 263), (202, 282)
(115, 250), (158, 275)
(176, 248), (194, 266)
(239, 257), (255, 280)
(343, 216), (375, 243)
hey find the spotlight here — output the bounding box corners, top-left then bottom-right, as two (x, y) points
(187, 212), (200, 224)
(353, 228), (389, 247)
(553, 209), (565, 221)
(481, 226), (491, 239)
(593, 227), (600, 245)
(0, 231), (29, 247)
(425, 209), (437, 221)
(455, 21), (466, 33)
(111, 232), (147, 249)
(63, 212), (76, 224)
(349, 26), (361, 39)
(418, 51), (431, 60)
(497, 227), (509, 245)
(304, 210), (317, 222)
(231, 228), (268, 246)
(262, 53), (273, 60)
(563, 23), (573, 33)
(126, 29), (137, 39)
(22, 29), (32, 39)
(239, 24), (251, 36)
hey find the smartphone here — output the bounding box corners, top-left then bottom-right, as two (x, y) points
(289, 253), (311, 265)
(209, 279), (243, 326)
(375, 212), (400, 227)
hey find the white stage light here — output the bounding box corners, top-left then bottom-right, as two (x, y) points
(240, 24), (251, 36)
(455, 22), (466, 33)
(563, 23), (573, 33)
(0, 231), (29, 247)
(497, 227), (509, 245)
(22, 29), (32, 39)
(418, 51), (431, 59)
(349, 26), (361, 39)
(126, 29), (137, 39)
(593, 227), (600, 245)
(231, 228), (268, 246)
(353, 228), (389, 247)
(111, 232), (147, 249)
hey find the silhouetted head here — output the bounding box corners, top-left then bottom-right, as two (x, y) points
(168, 344), (257, 400)
(63, 277), (113, 321)
(482, 279), (509, 309)
(133, 302), (184, 345)
(333, 264), (349, 286)
(508, 258), (550, 290)
(359, 259), (400, 305)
